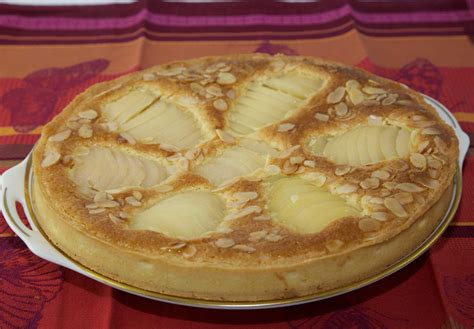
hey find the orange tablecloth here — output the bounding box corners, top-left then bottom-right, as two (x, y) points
(0, 1), (473, 328)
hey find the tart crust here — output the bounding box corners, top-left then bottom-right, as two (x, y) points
(31, 54), (458, 301)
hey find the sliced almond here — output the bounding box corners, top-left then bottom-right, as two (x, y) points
(254, 214), (271, 221)
(413, 120), (436, 128)
(358, 218), (381, 232)
(108, 213), (122, 224)
(348, 87), (364, 105)
(427, 157), (442, 169)
(394, 192), (414, 205)
(49, 129), (72, 142)
(89, 208), (106, 214)
(335, 165), (351, 176)
(182, 244), (197, 258)
(159, 143), (178, 152)
(428, 169), (440, 179)
(248, 230), (268, 242)
(216, 72), (236, 85)
(417, 141), (430, 153)
(371, 212), (389, 222)
(125, 196), (142, 207)
(78, 110), (98, 120)
(265, 165), (281, 175)
(213, 98), (228, 111)
(417, 177), (440, 189)
(396, 183), (425, 193)
(335, 184), (358, 194)
(224, 205), (261, 221)
(233, 191), (258, 202)
(278, 123), (295, 132)
(282, 159), (297, 174)
(214, 238), (235, 249)
(360, 177), (380, 190)
(157, 66), (185, 76)
(265, 233), (283, 242)
(289, 156), (304, 165)
(421, 127), (441, 135)
(216, 129), (235, 143)
(334, 102), (348, 117)
(276, 145), (300, 159)
(410, 153), (427, 169)
(303, 160), (316, 168)
(304, 173), (327, 187)
(314, 113), (329, 122)
(368, 115), (383, 126)
(326, 239), (344, 252)
(384, 197), (408, 218)
(143, 72), (156, 81)
(362, 86), (386, 95)
(78, 124), (93, 138)
(232, 244), (256, 253)
(390, 159), (409, 171)
(345, 80), (360, 89)
(41, 150), (61, 168)
(326, 86), (346, 104)
(132, 191), (143, 200)
(433, 136), (448, 154)
(207, 85), (223, 97)
(371, 170), (390, 180)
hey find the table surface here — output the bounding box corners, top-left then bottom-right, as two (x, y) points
(0, 1), (473, 328)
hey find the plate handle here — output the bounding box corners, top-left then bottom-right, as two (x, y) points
(0, 158), (82, 271)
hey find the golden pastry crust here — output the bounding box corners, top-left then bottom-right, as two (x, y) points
(32, 54), (458, 301)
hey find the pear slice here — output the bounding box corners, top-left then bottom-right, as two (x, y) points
(347, 128), (361, 166)
(130, 191), (224, 239)
(367, 126), (385, 163)
(70, 146), (168, 192)
(102, 89), (157, 124)
(395, 128), (411, 157)
(356, 126), (372, 165)
(266, 177), (361, 234)
(380, 126), (399, 160)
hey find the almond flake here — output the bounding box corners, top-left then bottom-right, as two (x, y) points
(413, 120), (436, 128)
(422, 127), (441, 135)
(326, 239), (344, 252)
(248, 230), (268, 242)
(326, 87), (346, 104)
(66, 120), (81, 130)
(358, 218), (381, 232)
(433, 136), (448, 154)
(119, 132), (136, 145)
(213, 98), (228, 111)
(88, 208), (106, 214)
(416, 177), (440, 189)
(382, 95), (397, 105)
(278, 123), (295, 132)
(41, 150), (61, 168)
(335, 184), (358, 194)
(368, 115), (383, 126)
(216, 129), (235, 143)
(348, 87), (364, 105)
(232, 244), (256, 253)
(161, 242), (186, 251)
(335, 165), (351, 176)
(78, 124), (93, 138)
(96, 200), (120, 208)
(224, 205), (261, 221)
(384, 197), (408, 218)
(78, 110), (98, 120)
(157, 67), (185, 76)
(371, 170), (390, 180)
(314, 113), (329, 122)
(289, 156), (304, 165)
(345, 80), (360, 90)
(303, 160), (316, 168)
(418, 141), (430, 153)
(49, 129), (72, 142)
(304, 172), (327, 187)
(85, 203), (98, 209)
(334, 102), (348, 117)
(119, 211), (128, 219)
(410, 153), (427, 169)
(282, 159), (297, 174)
(143, 73), (156, 81)
(233, 191), (258, 202)
(362, 86), (386, 95)
(125, 196), (142, 207)
(394, 192), (414, 205)
(265, 233), (283, 242)
(226, 89), (236, 99)
(265, 165), (281, 175)
(216, 72), (236, 85)
(396, 183), (425, 193)
(371, 212), (389, 221)
(427, 157), (442, 169)
(254, 214), (271, 221)
(214, 238), (235, 248)
(360, 177), (380, 190)
(390, 159), (409, 171)
(108, 213), (121, 224)
(207, 85), (223, 97)
(182, 244), (197, 258)
(132, 191), (143, 200)
(276, 145), (300, 159)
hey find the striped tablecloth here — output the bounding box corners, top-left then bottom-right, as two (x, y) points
(0, 1), (473, 328)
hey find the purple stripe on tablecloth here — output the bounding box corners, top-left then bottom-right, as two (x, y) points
(1, 6), (472, 32)
(0, 145), (33, 160)
(0, 9), (146, 30)
(443, 226), (474, 238)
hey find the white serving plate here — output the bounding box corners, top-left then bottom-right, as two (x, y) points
(0, 95), (469, 309)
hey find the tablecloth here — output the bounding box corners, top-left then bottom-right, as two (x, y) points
(0, 1), (473, 328)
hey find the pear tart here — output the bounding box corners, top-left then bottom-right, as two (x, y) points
(32, 54), (458, 302)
